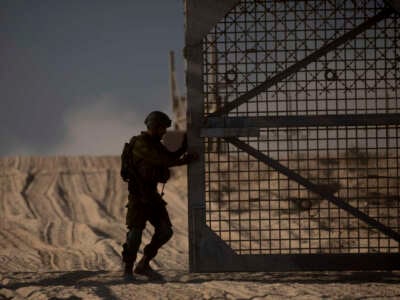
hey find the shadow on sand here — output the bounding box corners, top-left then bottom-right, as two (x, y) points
(2, 269), (400, 299)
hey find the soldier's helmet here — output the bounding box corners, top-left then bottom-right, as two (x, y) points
(144, 111), (172, 129)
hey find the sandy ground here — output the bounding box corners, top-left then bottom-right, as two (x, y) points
(0, 156), (399, 300)
(2, 270), (400, 299)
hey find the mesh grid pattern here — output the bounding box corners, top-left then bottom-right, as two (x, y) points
(202, 0), (400, 255)
(203, 0), (399, 117)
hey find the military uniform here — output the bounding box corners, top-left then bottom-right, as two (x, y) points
(122, 130), (188, 276)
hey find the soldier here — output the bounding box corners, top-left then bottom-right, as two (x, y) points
(121, 111), (197, 279)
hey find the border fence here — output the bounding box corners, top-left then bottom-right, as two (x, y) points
(185, 0), (400, 272)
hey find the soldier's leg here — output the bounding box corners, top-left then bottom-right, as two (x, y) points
(123, 195), (147, 277)
(143, 219), (173, 261)
(122, 227), (143, 276)
(135, 203), (172, 274)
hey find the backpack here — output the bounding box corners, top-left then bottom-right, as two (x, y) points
(120, 137), (137, 182)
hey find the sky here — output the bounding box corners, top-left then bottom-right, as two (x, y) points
(0, 0), (186, 156)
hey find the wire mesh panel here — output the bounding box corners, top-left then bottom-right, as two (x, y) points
(203, 0), (399, 117)
(205, 126), (399, 255)
(186, 0), (400, 271)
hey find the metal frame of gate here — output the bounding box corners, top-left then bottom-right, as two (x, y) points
(185, 0), (400, 272)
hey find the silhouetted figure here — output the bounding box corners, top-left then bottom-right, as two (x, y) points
(121, 111), (197, 280)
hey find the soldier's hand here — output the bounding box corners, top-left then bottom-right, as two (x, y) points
(172, 152), (199, 166)
(185, 152), (199, 163)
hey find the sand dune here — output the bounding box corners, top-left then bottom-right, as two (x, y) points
(1, 156), (399, 299)
(0, 156), (188, 273)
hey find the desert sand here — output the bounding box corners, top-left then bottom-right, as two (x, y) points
(0, 156), (399, 299)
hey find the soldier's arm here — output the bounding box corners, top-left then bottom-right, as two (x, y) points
(170, 133), (188, 159)
(168, 153), (199, 167)
(133, 135), (195, 168)
(159, 133), (188, 164)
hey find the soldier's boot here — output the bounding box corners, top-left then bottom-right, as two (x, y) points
(134, 255), (151, 274)
(134, 255), (163, 280)
(134, 224), (172, 279)
(122, 228), (143, 279)
(124, 260), (135, 277)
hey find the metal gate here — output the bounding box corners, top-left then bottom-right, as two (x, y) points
(185, 0), (400, 272)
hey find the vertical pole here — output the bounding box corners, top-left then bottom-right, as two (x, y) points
(169, 51), (179, 130)
(170, 51), (186, 131)
(184, 0), (242, 272)
(185, 0), (206, 272)
(208, 34), (218, 152)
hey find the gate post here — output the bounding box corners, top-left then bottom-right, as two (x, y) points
(185, 0), (240, 272)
